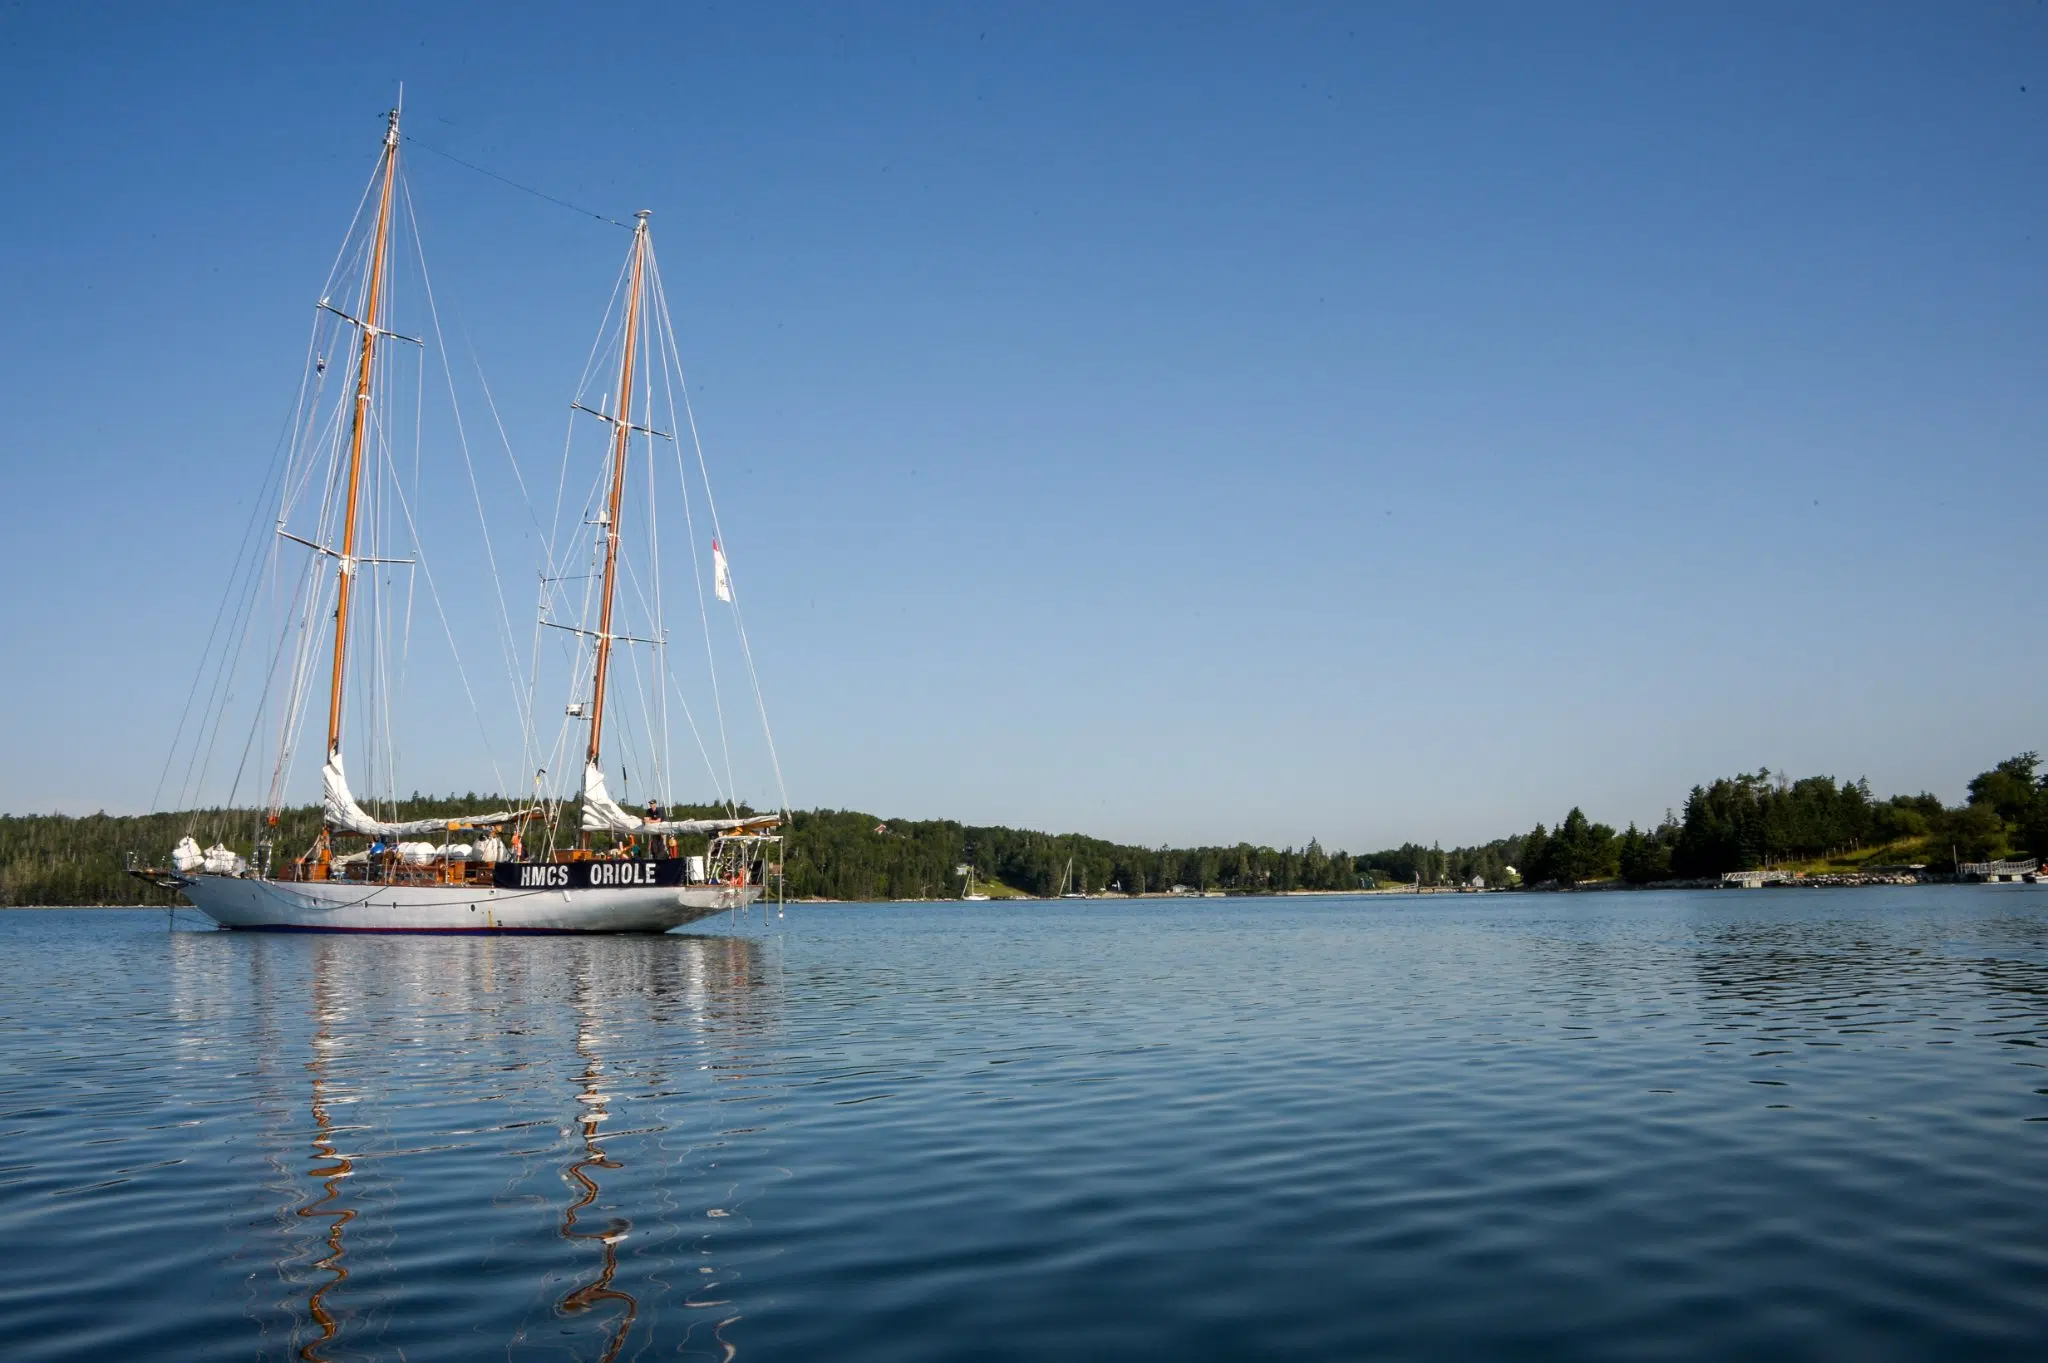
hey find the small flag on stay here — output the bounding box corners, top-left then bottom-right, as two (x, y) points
(712, 539), (732, 602)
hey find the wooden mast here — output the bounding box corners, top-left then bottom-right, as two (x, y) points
(325, 106), (402, 762)
(584, 210), (651, 827)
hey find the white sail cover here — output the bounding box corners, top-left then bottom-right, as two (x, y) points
(580, 761), (779, 836)
(322, 750), (529, 837)
(202, 843), (248, 876)
(172, 836), (205, 873)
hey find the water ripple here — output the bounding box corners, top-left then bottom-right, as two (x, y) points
(1, 888), (2046, 1359)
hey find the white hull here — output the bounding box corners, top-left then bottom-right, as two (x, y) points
(180, 873), (759, 933)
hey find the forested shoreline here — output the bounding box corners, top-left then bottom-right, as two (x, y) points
(3, 754), (2043, 906)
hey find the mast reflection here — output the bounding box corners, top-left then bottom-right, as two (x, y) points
(296, 947), (355, 1363)
(169, 929), (776, 1360)
(558, 968), (638, 1363)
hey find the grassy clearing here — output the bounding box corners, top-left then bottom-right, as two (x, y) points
(1775, 838), (1936, 876)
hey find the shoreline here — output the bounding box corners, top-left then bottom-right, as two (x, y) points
(15, 873), (2021, 911)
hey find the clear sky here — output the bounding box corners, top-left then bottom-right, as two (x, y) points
(2, 2), (2045, 850)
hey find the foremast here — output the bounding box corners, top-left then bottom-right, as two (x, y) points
(581, 211), (651, 848)
(327, 106), (401, 768)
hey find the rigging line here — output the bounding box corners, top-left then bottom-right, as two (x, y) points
(183, 432), (311, 817)
(316, 157), (388, 318)
(661, 662), (724, 815)
(267, 532), (320, 810)
(703, 486), (791, 821)
(543, 469), (609, 756)
(535, 252), (632, 729)
(385, 463), (511, 800)
(349, 323), (394, 802)
(696, 498), (790, 818)
(616, 660), (653, 821)
(400, 133), (632, 231)
(231, 548), (314, 820)
(452, 299), (545, 536)
(372, 239), (408, 807)
(172, 313), (331, 815)
(609, 422), (671, 802)
(386, 317), (426, 815)
(529, 244), (639, 825)
(644, 412), (671, 807)
(601, 413), (719, 804)
(404, 179), (535, 776)
(276, 331), (348, 530)
(214, 521), (291, 815)
(641, 263), (730, 809)
(617, 553), (671, 811)
(269, 548), (330, 816)
(662, 374), (736, 813)
(153, 313), (321, 818)
(179, 473), (292, 811)
(234, 553), (288, 843)
(543, 250), (632, 586)
(647, 251), (743, 812)
(398, 304), (425, 810)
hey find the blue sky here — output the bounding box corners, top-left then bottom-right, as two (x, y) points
(2, 2), (2045, 849)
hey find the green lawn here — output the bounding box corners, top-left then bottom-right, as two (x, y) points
(1775, 837), (1935, 875)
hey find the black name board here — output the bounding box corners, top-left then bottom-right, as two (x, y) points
(493, 860), (693, 891)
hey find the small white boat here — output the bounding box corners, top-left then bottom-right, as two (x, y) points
(139, 104), (786, 932)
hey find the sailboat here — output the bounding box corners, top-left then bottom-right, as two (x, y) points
(959, 864), (991, 902)
(136, 106), (783, 932)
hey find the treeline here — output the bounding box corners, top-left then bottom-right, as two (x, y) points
(3, 753), (2044, 905)
(0, 798), (1371, 905)
(781, 810), (1361, 901)
(1505, 754), (2048, 887)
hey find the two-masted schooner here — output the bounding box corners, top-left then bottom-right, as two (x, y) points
(137, 106), (785, 932)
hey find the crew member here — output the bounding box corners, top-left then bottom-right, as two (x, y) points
(642, 799), (666, 857)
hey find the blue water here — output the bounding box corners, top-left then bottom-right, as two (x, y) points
(2, 889), (2046, 1361)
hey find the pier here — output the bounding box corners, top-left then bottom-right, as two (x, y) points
(1720, 870), (1792, 889)
(1958, 857), (2038, 883)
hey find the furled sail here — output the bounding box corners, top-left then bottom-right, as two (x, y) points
(322, 750), (529, 837)
(580, 761), (780, 836)
(713, 538), (732, 602)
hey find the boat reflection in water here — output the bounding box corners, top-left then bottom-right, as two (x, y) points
(171, 929), (776, 1361)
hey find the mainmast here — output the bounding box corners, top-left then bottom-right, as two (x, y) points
(325, 106), (402, 761)
(584, 211), (652, 791)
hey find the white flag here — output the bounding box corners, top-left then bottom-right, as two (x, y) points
(712, 539), (732, 602)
